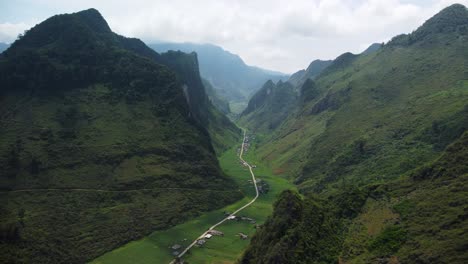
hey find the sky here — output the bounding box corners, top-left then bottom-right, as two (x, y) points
(1, 0), (467, 73)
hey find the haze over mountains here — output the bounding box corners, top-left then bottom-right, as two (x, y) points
(0, 42), (9, 53)
(151, 42), (288, 113)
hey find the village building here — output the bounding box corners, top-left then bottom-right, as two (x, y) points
(241, 216), (253, 221)
(208, 230), (224, 236)
(239, 233), (248, 240)
(171, 244), (182, 250)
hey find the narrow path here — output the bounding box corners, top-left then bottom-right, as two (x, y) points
(171, 129), (259, 263)
(0, 187), (234, 194)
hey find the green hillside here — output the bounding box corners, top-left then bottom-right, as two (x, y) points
(240, 4), (468, 191)
(240, 4), (468, 263)
(202, 78), (231, 114)
(0, 9), (241, 263)
(241, 80), (298, 132)
(241, 131), (468, 263)
(287, 59), (332, 87)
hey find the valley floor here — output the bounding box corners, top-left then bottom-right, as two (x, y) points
(91, 132), (296, 264)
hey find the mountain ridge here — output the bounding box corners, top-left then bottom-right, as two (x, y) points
(240, 4), (468, 262)
(0, 8), (241, 263)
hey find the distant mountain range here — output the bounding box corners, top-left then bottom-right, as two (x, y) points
(240, 42), (383, 130)
(0, 42), (9, 53)
(150, 42), (288, 112)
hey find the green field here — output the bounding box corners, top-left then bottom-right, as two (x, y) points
(92, 133), (296, 264)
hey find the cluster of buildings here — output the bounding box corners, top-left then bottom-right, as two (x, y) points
(224, 212), (257, 224)
(195, 229), (225, 246)
(171, 244), (183, 256)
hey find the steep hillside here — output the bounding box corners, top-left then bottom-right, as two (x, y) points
(241, 4), (468, 263)
(241, 80), (297, 132)
(242, 131), (468, 263)
(240, 190), (343, 264)
(240, 58), (331, 133)
(150, 42), (288, 110)
(202, 78), (231, 114)
(361, 43), (382, 55)
(341, 131), (468, 263)
(155, 50), (241, 153)
(241, 4), (468, 189)
(287, 59), (332, 87)
(0, 9), (241, 263)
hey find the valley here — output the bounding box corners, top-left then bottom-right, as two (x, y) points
(0, 3), (467, 264)
(92, 131), (296, 264)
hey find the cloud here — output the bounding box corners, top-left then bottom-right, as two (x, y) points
(0, 22), (32, 43)
(0, 0), (467, 72)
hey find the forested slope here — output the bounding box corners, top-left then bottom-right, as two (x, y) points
(0, 9), (241, 263)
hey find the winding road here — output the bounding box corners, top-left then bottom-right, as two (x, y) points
(170, 129), (259, 263)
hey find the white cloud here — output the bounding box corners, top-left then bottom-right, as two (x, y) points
(0, 0), (467, 72)
(0, 22), (32, 43)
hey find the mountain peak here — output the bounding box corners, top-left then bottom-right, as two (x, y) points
(387, 4), (468, 46)
(74, 8), (111, 33)
(420, 3), (467, 28)
(361, 43), (382, 55)
(6, 8), (113, 53)
(412, 3), (468, 40)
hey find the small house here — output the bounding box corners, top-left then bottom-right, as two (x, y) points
(208, 230), (224, 236)
(171, 244), (182, 250)
(239, 233), (248, 240)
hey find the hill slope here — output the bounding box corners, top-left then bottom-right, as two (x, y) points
(242, 131), (468, 263)
(240, 60), (331, 133)
(240, 4), (468, 263)
(241, 4), (468, 189)
(287, 59), (332, 87)
(0, 9), (241, 263)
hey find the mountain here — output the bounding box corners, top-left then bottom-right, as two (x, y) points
(150, 42), (288, 111)
(241, 80), (298, 131)
(203, 78), (231, 114)
(241, 4), (468, 263)
(243, 131), (468, 263)
(0, 42), (9, 53)
(361, 43), (382, 55)
(240, 59), (331, 133)
(0, 9), (241, 263)
(287, 59), (332, 87)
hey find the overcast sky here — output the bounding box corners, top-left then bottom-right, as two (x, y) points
(1, 0), (467, 73)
